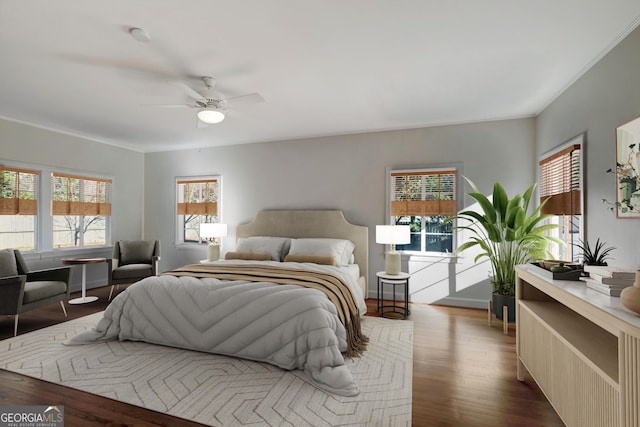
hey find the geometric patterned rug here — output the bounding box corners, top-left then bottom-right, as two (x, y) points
(0, 313), (413, 426)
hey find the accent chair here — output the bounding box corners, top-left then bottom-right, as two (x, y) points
(0, 249), (73, 336)
(107, 240), (161, 300)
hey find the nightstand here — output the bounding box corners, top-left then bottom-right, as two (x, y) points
(376, 271), (410, 319)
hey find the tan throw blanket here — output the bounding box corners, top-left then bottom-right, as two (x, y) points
(167, 263), (369, 358)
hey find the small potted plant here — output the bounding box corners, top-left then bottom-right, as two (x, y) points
(575, 238), (616, 266)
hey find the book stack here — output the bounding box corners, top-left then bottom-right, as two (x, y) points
(580, 265), (636, 296)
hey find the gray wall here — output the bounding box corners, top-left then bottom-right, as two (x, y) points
(537, 25), (640, 269)
(145, 118), (535, 303)
(7, 23), (639, 304)
(0, 119), (145, 291)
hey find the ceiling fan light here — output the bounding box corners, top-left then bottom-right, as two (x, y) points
(197, 109), (225, 124)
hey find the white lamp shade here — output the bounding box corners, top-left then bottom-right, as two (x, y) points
(200, 223), (228, 239)
(376, 225), (410, 275)
(201, 223), (227, 262)
(197, 109), (225, 124)
(375, 225), (410, 245)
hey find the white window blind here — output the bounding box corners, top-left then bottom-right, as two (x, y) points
(539, 144), (581, 215)
(0, 167), (38, 215)
(51, 173), (112, 216)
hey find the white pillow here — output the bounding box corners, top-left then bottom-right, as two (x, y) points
(235, 236), (291, 261)
(288, 238), (355, 267)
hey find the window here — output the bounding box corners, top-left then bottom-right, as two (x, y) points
(176, 177), (220, 244)
(539, 135), (583, 262)
(51, 173), (112, 248)
(389, 168), (458, 253)
(0, 167), (39, 251)
(1, 163), (112, 252)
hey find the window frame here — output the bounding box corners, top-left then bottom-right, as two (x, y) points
(386, 165), (462, 256)
(538, 133), (584, 262)
(175, 175), (222, 246)
(51, 172), (113, 250)
(0, 165), (39, 251)
(0, 160), (113, 253)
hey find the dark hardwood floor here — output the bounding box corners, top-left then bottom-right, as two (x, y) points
(0, 286), (563, 426)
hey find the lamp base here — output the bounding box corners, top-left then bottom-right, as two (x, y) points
(384, 251), (401, 275)
(207, 243), (220, 261)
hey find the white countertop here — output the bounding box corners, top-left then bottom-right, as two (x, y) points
(518, 264), (640, 332)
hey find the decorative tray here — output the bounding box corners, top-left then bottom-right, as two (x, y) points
(530, 262), (584, 281)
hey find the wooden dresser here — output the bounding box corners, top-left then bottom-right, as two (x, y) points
(515, 265), (640, 427)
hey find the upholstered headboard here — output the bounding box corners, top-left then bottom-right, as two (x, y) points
(236, 210), (369, 290)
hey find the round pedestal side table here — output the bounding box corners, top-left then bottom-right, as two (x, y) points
(61, 257), (106, 304)
(376, 271), (410, 319)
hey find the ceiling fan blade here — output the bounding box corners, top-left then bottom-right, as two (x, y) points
(57, 53), (184, 80)
(173, 82), (206, 102)
(141, 104), (193, 108)
(222, 93), (265, 108)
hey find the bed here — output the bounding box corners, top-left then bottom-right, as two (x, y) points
(236, 209), (369, 297)
(64, 210), (369, 396)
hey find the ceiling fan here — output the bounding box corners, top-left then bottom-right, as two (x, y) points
(151, 76), (265, 126)
(124, 27), (265, 126)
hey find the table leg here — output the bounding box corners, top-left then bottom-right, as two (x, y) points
(405, 279), (409, 317)
(81, 264), (87, 299)
(517, 359), (525, 381)
(68, 264), (99, 304)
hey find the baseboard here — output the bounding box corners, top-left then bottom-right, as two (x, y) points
(431, 296), (488, 309)
(376, 292), (487, 310)
(72, 280), (108, 293)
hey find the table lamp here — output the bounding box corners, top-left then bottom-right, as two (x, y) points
(200, 223), (228, 261)
(376, 225), (410, 275)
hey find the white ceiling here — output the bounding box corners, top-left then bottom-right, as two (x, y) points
(1, 1), (640, 153)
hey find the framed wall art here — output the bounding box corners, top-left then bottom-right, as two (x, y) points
(612, 116), (640, 218)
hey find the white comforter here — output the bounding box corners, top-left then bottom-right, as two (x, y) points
(64, 261), (367, 396)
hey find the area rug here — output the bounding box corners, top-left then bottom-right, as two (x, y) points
(0, 313), (413, 426)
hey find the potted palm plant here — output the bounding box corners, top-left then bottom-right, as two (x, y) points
(446, 178), (559, 322)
